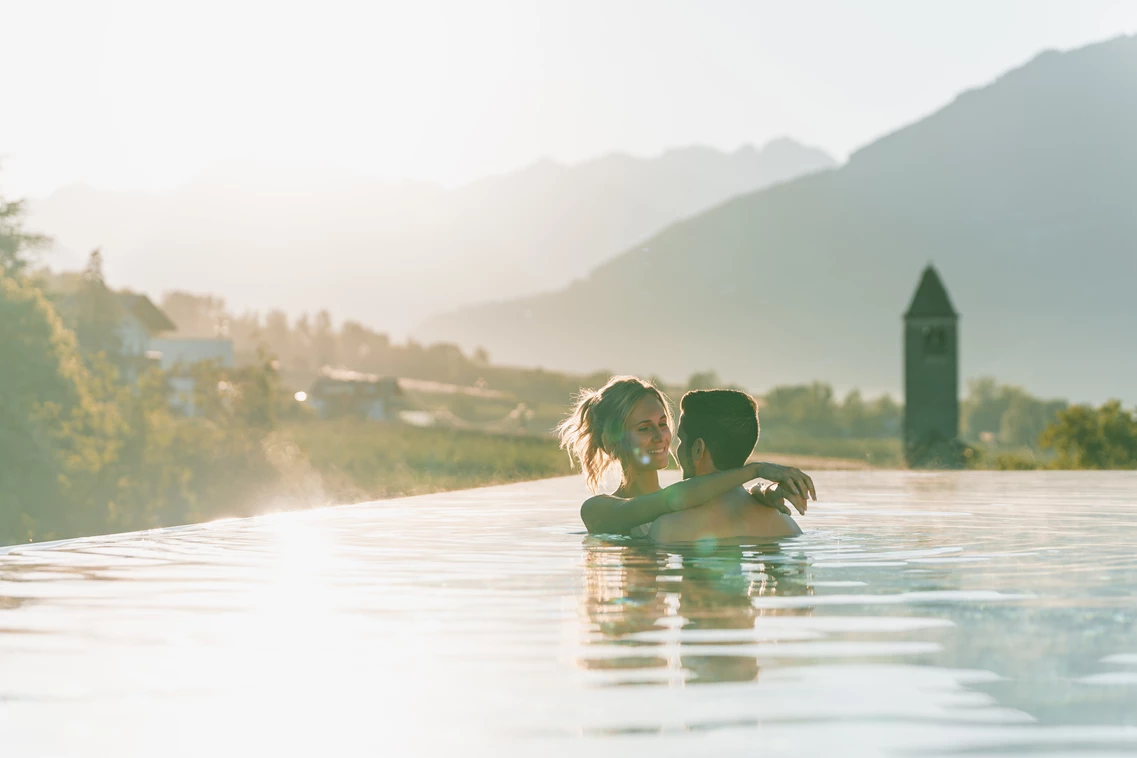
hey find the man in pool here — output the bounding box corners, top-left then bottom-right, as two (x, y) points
(648, 389), (806, 544)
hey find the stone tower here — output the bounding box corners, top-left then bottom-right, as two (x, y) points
(903, 265), (962, 468)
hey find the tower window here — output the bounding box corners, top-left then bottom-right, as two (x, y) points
(922, 326), (947, 356)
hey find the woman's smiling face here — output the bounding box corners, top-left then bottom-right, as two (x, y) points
(621, 394), (672, 470)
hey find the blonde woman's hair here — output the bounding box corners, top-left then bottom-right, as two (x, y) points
(556, 375), (673, 493)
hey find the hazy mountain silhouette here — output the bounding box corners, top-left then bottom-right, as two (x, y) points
(416, 36), (1137, 404)
(27, 139), (834, 335)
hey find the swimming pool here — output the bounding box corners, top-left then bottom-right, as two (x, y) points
(2, 471), (1136, 756)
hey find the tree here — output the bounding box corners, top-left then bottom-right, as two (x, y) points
(0, 189), (294, 542)
(423, 342), (466, 382)
(686, 371), (721, 391)
(232, 351), (281, 431)
(841, 389), (868, 436)
(292, 313), (313, 371)
(263, 309), (291, 362)
(313, 310), (336, 368)
(860, 394), (902, 438)
(339, 321), (371, 364)
(960, 377), (1067, 449)
(761, 382), (840, 436)
(961, 376), (1011, 439)
(0, 274), (106, 543)
(999, 393), (1068, 448)
(71, 250), (125, 362)
(1040, 401), (1137, 469)
(227, 311), (261, 357)
(0, 195), (48, 276)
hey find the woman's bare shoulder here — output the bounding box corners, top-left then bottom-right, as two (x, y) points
(579, 493), (625, 524)
(582, 493), (625, 509)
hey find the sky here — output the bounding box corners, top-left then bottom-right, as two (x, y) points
(3, 0), (1137, 197)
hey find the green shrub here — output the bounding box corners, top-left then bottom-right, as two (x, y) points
(1041, 401), (1137, 469)
(285, 419), (571, 500)
(753, 429), (904, 467)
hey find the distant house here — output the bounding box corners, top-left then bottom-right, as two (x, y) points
(307, 367), (405, 421)
(59, 285), (236, 413)
(148, 338), (236, 416)
(59, 289), (178, 360)
(114, 293), (179, 356)
(148, 338), (235, 370)
(58, 290), (179, 382)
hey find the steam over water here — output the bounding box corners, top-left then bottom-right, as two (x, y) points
(2, 472), (1137, 756)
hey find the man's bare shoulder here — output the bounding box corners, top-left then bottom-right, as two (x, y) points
(646, 493), (731, 543)
(649, 488), (800, 544)
(733, 502), (802, 538)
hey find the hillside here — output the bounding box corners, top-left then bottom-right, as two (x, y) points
(27, 139), (834, 335)
(416, 36), (1137, 404)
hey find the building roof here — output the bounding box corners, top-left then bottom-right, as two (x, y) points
(117, 292), (178, 333)
(309, 367), (403, 396)
(904, 265), (958, 319)
(398, 377), (513, 401)
(57, 289), (176, 334)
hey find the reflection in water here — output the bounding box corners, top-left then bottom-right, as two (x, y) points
(581, 540), (814, 686)
(2, 472), (1137, 756)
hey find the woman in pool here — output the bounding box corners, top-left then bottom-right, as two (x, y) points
(557, 375), (815, 535)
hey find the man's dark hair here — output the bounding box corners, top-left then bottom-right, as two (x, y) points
(680, 389), (760, 470)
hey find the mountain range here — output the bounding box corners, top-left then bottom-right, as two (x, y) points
(416, 35), (1137, 404)
(27, 139), (835, 335)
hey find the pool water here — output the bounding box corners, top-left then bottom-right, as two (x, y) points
(2, 471), (1137, 756)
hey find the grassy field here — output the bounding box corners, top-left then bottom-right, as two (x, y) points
(281, 420), (905, 511)
(284, 420), (573, 502)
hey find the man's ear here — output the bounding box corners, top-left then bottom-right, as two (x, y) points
(691, 438), (706, 463)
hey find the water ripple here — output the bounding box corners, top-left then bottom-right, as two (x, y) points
(1, 471), (1137, 756)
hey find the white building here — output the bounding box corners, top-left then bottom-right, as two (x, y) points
(114, 293), (179, 357)
(147, 338), (236, 416)
(57, 286), (237, 414)
(148, 338), (235, 371)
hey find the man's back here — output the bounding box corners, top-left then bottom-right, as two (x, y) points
(647, 487), (801, 544)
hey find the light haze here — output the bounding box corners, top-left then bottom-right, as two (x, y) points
(3, 0), (1137, 196)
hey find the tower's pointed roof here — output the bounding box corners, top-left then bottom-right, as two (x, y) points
(905, 265), (957, 319)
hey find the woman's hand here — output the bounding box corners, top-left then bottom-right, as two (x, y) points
(748, 482), (808, 516)
(751, 462), (816, 503)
